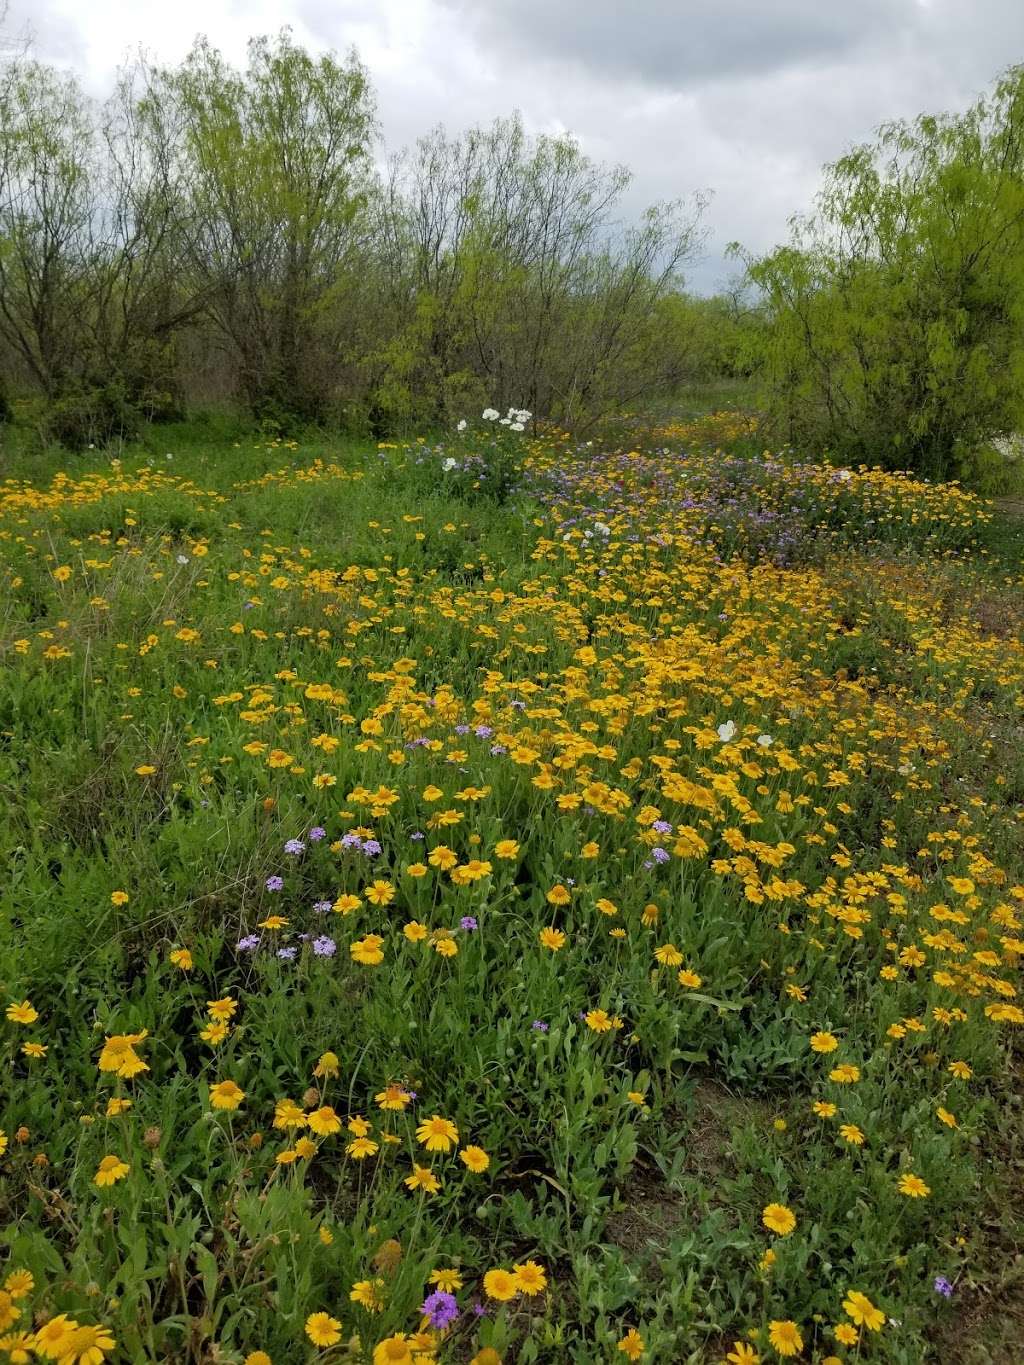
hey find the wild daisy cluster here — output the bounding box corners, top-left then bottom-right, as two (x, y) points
(0, 427), (1020, 1361)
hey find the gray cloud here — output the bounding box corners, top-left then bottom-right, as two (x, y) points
(437, 0), (921, 88)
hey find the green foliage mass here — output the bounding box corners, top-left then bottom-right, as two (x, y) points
(0, 33), (705, 445)
(745, 66), (1024, 483)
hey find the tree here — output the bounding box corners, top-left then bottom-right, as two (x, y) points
(0, 57), (201, 444)
(0, 31), (707, 443)
(143, 30), (377, 426)
(745, 65), (1024, 480)
(0, 60), (96, 401)
(372, 114), (705, 430)
(82, 64), (201, 420)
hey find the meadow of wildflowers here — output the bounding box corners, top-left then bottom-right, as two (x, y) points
(0, 412), (1022, 1363)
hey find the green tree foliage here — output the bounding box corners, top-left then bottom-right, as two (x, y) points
(369, 115), (705, 431)
(141, 31), (376, 427)
(0, 60), (195, 445)
(653, 286), (767, 389)
(0, 31), (705, 441)
(0, 62), (98, 401)
(746, 65), (1024, 480)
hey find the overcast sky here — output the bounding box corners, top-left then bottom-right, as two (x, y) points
(7, 0), (1024, 292)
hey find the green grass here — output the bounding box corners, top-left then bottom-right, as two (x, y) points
(0, 418), (1021, 1364)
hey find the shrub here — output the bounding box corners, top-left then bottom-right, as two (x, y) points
(746, 65), (1024, 481)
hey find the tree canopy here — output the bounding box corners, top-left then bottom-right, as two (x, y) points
(745, 65), (1024, 480)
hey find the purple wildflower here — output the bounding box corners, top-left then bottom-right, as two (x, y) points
(474, 724), (494, 738)
(532, 1020), (549, 1032)
(934, 1276), (954, 1298)
(460, 916), (478, 931)
(312, 900), (333, 914)
(265, 875), (284, 891)
(237, 934), (260, 951)
(362, 839), (382, 857)
(421, 1291), (459, 1329)
(308, 826), (326, 842)
(284, 838), (305, 855)
(652, 820), (673, 834)
(313, 936), (337, 957)
(651, 847), (670, 865)
(276, 947), (297, 960)
(454, 724), (470, 735)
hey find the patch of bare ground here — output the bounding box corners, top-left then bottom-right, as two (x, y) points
(683, 1078), (774, 1178)
(606, 1078), (770, 1259)
(604, 1162), (688, 1262)
(971, 593), (1023, 640)
(930, 1060), (1024, 1364)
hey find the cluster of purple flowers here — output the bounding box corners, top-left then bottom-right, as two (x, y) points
(248, 828), (349, 962)
(451, 722), (497, 737)
(421, 1291), (459, 1329)
(340, 832), (381, 857)
(643, 846), (671, 870)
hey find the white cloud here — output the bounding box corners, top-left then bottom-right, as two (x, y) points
(6, 0), (1024, 292)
